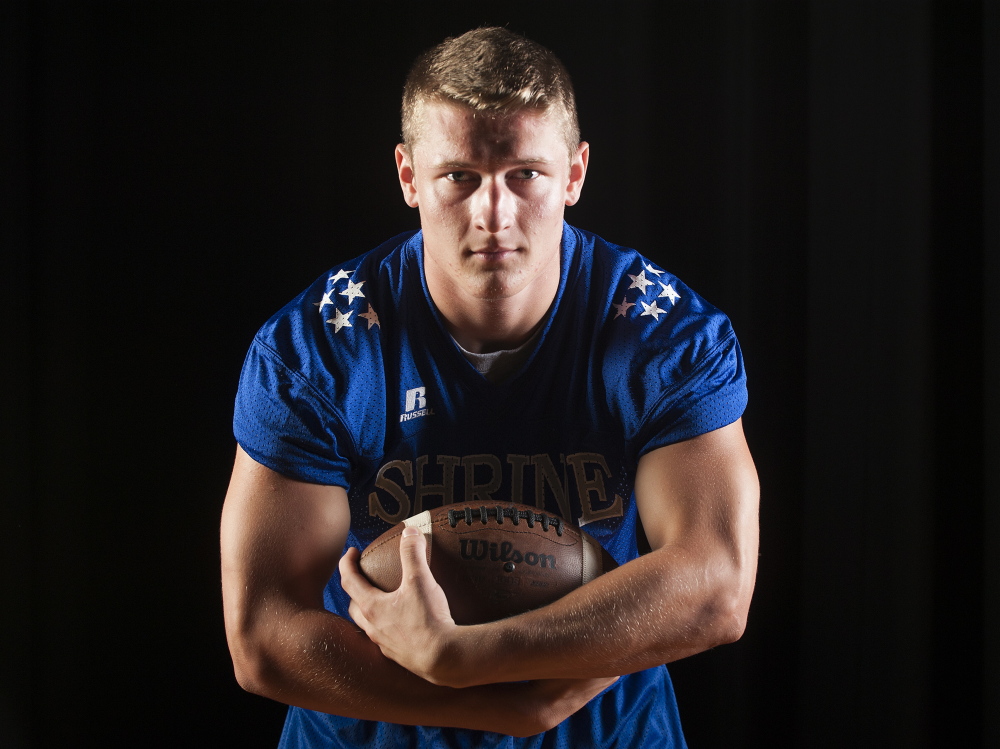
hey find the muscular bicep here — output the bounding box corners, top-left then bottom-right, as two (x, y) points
(221, 446), (350, 640)
(634, 419), (759, 600)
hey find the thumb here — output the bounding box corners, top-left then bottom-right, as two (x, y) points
(398, 524), (432, 581)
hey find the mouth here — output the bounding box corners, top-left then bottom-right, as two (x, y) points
(470, 242), (519, 260)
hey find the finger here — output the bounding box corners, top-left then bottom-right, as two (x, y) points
(338, 546), (369, 600)
(397, 525), (431, 584)
(347, 598), (372, 633)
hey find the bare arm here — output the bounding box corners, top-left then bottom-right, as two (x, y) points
(342, 418), (759, 686)
(220, 446), (613, 736)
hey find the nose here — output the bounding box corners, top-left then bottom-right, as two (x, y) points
(473, 177), (513, 235)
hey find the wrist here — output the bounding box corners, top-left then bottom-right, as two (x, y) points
(423, 623), (493, 688)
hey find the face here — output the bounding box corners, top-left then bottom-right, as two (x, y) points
(395, 101), (588, 304)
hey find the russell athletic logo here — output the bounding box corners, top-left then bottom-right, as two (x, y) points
(400, 386), (434, 422)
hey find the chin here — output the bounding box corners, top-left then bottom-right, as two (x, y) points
(468, 270), (527, 300)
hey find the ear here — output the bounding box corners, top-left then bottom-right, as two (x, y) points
(395, 144), (419, 208)
(564, 141), (590, 207)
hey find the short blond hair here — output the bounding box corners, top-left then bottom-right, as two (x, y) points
(401, 27), (580, 158)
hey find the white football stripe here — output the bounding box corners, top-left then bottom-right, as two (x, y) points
(581, 533), (602, 584)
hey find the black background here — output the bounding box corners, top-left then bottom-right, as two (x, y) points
(3, 1), (997, 746)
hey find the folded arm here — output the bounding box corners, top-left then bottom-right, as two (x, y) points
(220, 446), (613, 736)
(342, 418), (759, 687)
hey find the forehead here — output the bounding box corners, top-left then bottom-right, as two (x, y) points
(411, 101), (567, 165)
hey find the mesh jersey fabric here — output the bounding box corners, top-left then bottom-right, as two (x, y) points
(233, 223), (748, 748)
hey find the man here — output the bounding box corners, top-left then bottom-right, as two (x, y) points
(221, 27), (758, 748)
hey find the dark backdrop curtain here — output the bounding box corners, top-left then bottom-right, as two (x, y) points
(2, 1), (996, 746)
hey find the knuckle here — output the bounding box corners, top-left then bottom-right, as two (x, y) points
(402, 570), (424, 587)
(351, 597), (373, 619)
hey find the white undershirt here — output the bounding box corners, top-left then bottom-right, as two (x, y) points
(452, 324), (544, 383)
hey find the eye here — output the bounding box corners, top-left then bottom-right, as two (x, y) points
(512, 169), (540, 180)
(445, 171), (474, 183)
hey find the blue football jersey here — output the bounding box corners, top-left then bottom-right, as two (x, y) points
(234, 223), (747, 749)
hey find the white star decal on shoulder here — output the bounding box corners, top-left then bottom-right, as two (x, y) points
(340, 279), (365, 304)
(314, 289), (335, 310)
(329, 269), (353, 283)
(639, 300), (667, 320)
(659, 283), (681, 306)
(644, 262), (664, 276)
(358, 304), (380, 330)
(628, 270), (654, 294)
(326, 308), (353, 333)
(612, 297), (635, 319)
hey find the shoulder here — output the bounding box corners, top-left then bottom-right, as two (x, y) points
(253, 231), (419, 377)
(565, 225), (736, 351)
(244, 231), (422, 434)
(564, 225), (746, 443)
(234, 232), (421, 482)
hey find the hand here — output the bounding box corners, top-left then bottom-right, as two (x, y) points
(340, 526), (461, 684)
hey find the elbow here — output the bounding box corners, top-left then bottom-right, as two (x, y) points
(223, 592), (298, 699)
(231, 651), (266, 696)
(709, 545), (757, 647)
(229, 636), (269, 696)
(226, 623), (286, 698)
(702, 573), (754, 648)
(713, 603), (749, 646)
(696, 595), (749, 650)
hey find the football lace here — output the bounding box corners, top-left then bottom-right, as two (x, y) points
(447, 506), (564, 536)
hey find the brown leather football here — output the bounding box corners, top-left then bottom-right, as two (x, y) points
(359, 502), (617, 625)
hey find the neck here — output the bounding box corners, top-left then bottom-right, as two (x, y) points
(426, 256), (560, 355)
(443, 299), (552, 354)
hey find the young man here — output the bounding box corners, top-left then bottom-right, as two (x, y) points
(221, 27), (759, 748)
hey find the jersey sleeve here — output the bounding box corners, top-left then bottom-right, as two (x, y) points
(637, 325), (747, 455)
(234, 339), (354, 487)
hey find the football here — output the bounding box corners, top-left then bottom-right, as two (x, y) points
(359, 503), (617, 625)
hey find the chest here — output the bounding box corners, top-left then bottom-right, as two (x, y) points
(346, 331), (634, 548)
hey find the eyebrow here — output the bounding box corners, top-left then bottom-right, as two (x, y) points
(431, 157), (553, 170)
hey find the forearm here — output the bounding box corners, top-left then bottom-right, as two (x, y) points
(232, 605), (431, 721)
(436, 542), (753, 687)
(228, 602), (610, 735)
